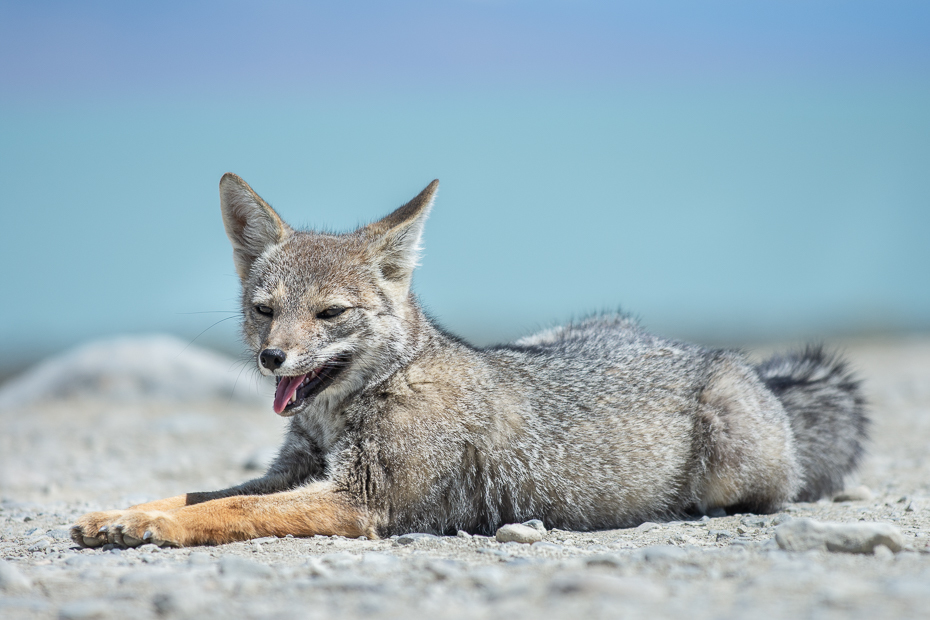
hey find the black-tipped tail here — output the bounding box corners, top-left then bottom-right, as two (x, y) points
(756, 346), (868, 502)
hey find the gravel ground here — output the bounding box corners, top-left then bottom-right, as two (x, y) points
(1, 335), (929, 619)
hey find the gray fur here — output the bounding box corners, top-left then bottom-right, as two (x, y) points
(213, 173), (869, 535)
(755, 346), (868, 502)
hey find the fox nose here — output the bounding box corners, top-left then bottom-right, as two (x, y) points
(259, 348), (287, 371)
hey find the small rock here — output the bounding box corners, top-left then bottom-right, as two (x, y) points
(772, 514), (793, 526)
(522, 519), (547, 534)
(740, 516), (768, 528)
(395, 533), (440, 546)
(218, 556), (274, 579)
(27, 538), (50, 553)
(139, 544), (161, 554)
(833, 486), (873, 502)
(709, 530), (734, 542)
(496, 523), (544, 544)
(775, 518), (904, 554)
(635, 522), (660, 532)
(0, 559), (32, 591)
(456, 530), (472, 539)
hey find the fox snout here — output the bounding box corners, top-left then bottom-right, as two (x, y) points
(259, 348), (287, 371)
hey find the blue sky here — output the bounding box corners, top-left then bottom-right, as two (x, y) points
(3, 1), (928, 95)
(1, 1), (928, 365)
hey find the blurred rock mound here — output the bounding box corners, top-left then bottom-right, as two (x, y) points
(0, 334), (266, 410)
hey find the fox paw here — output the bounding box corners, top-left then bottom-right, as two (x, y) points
(71, 510), (181, 548)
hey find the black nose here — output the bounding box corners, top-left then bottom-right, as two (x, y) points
(259, 348), (286, 370)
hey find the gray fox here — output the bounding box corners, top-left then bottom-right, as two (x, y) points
(72, 174), (867, 548)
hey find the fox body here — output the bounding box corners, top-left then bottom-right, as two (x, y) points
(72, 175), (867, 547)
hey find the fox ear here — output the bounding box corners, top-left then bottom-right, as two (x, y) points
(363, 180), (438, 285)
(219, 173), (292, 280)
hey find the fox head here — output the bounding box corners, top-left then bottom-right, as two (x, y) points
(219, 173), (438, 417)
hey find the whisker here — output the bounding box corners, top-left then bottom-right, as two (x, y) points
(229, 362), (251, 406)
(177, 316), (240, 357)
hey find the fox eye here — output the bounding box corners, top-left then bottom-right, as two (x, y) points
(317, 306), (347, 319)
(254, 305), (274, 316)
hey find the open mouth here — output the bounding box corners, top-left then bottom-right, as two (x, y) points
(272, 355), (350, 414)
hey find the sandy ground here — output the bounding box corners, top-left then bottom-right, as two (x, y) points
(1, 335), (929, 619)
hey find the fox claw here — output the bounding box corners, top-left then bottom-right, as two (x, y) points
(73, 510), (181, 549)
(71, 524), (104, 548)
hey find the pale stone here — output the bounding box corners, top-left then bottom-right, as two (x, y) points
(495, 523), (544, 544)
(775, 518), (904, 554)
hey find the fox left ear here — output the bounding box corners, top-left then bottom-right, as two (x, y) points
(219, 173), (293, 281)
(363, 180), (438, 285)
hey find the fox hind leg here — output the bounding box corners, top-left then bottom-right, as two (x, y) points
(694, 354), (802, 514)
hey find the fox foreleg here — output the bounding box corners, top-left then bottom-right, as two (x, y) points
(71, 482), (373, 548)
(122, 468), (309, 514)
(111, 429), (327, 514)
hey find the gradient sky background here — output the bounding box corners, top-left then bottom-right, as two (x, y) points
(1, 1), (928, 371)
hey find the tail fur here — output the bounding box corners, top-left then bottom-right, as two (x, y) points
(755, 346), (868, 502)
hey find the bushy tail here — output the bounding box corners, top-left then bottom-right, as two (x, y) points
(755, 346), (868, 502)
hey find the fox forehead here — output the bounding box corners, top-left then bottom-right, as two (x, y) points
(248, 232), (378, 306)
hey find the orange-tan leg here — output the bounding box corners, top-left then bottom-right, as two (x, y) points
(128, 495), (189, 512)
(71, 482), (374, 548)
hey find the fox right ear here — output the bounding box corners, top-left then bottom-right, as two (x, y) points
(219, 173), (292, 280)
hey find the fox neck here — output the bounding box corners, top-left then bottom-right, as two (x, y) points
(293, 292), (433, 451)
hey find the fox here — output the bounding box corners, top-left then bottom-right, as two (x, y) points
(72, 174), (868, 548)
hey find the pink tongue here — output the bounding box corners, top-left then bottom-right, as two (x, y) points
(273, 374), (308, 414)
